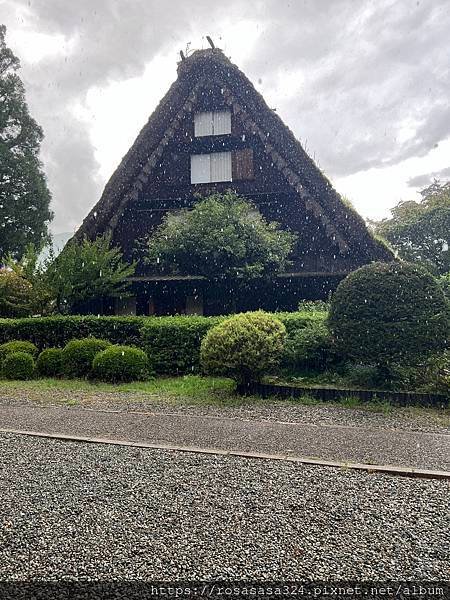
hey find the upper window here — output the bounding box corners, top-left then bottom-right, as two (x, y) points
(194, 111), (231, 137)
(191, 152), (232, 184)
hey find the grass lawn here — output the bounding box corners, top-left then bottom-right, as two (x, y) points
(0, 376), (448, 426)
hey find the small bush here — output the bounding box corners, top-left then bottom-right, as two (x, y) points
(1, 351), (35, 380)
(0, 340), (38, 362)
(282, 320), (337, 372)
(200, 311), (286, 384)
(329, 262), (449, 370)
(92, 345), (150, 383)
(421, 351), (450, 395)
(344, 364), (381, 389)
(36, 348), (64, 377)
(61, 338), (111, 378)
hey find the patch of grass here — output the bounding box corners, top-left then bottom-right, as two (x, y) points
(0, 375), (236, 406)
(339, 396), (360, 409)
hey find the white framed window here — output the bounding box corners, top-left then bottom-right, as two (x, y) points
(191, 152), (232, 184)
(194, 110), (231, 137)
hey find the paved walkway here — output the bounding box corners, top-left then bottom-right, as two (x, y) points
(0, 404), (449, 472)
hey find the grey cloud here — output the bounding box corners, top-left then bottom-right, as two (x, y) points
(243, 0), (450, 176)
(408, 166), (450, 188)
(2, 0), (450, 232)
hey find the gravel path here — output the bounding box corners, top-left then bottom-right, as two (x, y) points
(0, 385), (448, 434)
(0, 432), (448, 581)
(1, 403), (449, 471)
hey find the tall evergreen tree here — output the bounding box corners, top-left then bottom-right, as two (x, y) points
(0, 25), (53, 261)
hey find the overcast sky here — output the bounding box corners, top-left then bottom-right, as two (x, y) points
(2, 0), (450, 234)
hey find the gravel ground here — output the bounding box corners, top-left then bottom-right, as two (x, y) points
(0, 386), (448, 434)
(0, 432), (448, 581)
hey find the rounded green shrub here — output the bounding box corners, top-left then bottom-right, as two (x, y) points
(2, 351), (35, 380)
(0, 340), (39, 361)
(36, 348), (64, 377)
(92, 345), (150, 383)
(200, 311), (286, 384)
(328, 262), (449, 370)
(61, 337), (111, 378)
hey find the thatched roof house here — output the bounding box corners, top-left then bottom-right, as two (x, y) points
(73, 47), (392, 315)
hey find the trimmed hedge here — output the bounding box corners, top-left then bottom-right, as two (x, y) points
(92, 345), (150, 383)
(0, 340), (39, 361)
(0, 316), (147, 349)
(0, 312), (328, 376)
(141, 316), (223, 374)
(36, 348), (64, 377)
(1, 351), (35, 380)
(141, 312), (326, 375)
(61, 338), (112, 378)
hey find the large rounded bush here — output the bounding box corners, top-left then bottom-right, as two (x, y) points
(2, 351), (35, 380)
(36, 348), (64, 377)
(200, 311), (286, 384)
(0, 340), (39, 362)
(61, 338), (111, 378)
(92, 345), (150, 383)
(328, 262), (449, 368)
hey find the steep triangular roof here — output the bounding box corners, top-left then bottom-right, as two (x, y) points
(74, 48), (392, 261)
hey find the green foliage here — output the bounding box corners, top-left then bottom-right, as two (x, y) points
(0, 340), (38, 361)
(61, 337), (111, 378)
(297, 299), (330, 313)
(282, 320), (337, 372)
(46, 234), (135, 313)
(438, 272), (450, 302)
(372, 180), (450, 275)
(1, 351), (35, 380)
(328, 262), (449, 370)
(92, 345), (150, 383)
(344, 364), (381, 389)
(0, 269), (34, 317)
(6, 244), (55, 315)
(0, 312), (327, 375)
(36, 348), (64, 377)
(141, 315), (223, 374)
(200, 311), (286, 384)
(420, 351), (450, 396)
(0, 315), (147, 348)
(0, 25), (52, 261)
(145, 191), (297, 280)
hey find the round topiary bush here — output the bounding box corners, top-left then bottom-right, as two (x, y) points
(328, 262), (449, 370)
(92, 345), (150, 383)
(200, 311), (286, 384)
(36, 348), (64, 377)
(61, 338), (111, 378)
(1, 351), (35, 380)
(0, 340), (39, 362)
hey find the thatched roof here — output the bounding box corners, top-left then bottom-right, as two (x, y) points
(74, 48), (392, 261)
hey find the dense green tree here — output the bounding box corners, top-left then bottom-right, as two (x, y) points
(0, 268), (34, 317)
(6, 244), (54, 315)
(0, 25), (53, 261)
(47, 234), (135, 313)
(145, 191), (297, 280)
(372, 180), (450, 275)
